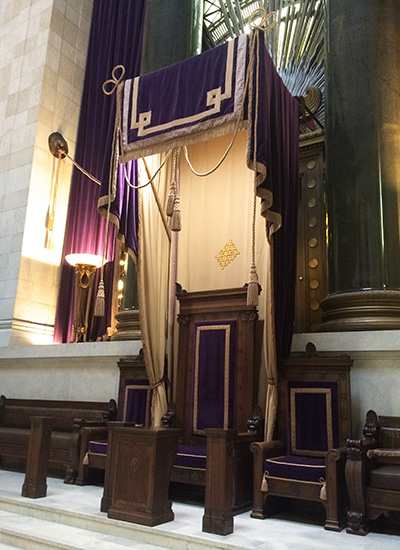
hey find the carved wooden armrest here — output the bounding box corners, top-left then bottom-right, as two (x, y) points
(247, 404), (264, 435)
(347, 438), (377, 461)
(367, 448), (400, 460)
(161, 402), (176, 427)
(250, 439), (285, 462)
(103, 398), (117, 421)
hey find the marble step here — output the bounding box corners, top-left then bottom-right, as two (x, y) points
(0, 493), (233, 550)
(0, 505), (175, 550)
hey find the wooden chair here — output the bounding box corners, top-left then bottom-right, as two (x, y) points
(163, 287), (263, 535)
(75, 354), (149, 485)
(250, 343), (352, 531)
(346, 410), (400, 535)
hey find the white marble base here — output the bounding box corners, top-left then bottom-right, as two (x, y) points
(0, 470), (398, 550)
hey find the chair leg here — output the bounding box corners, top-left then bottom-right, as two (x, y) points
(345, 444), (369, 535)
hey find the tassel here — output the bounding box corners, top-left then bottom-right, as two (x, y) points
(166, 192), (175, 217)
(247, 263), (259, 306)
(171, 199), (181, 232)
(261, 472), (269, 492)
(171, 149), (181, 231)
(320, 480), (327, 500)
(82, 452), (89, 466)
(93, 276), (105, 317)
(167, 148), (179, 217)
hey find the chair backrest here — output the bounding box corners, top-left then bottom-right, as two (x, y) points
(117, 355), (151, 426)
(175, 287), (259, 444)
(277, 343), (352, 456)
(191, 320), (236, 434)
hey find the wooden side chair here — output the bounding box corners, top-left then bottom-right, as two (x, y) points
(346, 410), (400, 535)
(163, 287), (263, 535)
(250, 343), (352, 531)
(75, 354), (149, 485)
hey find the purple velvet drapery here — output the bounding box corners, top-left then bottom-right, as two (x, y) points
(251, 42), (299, 360)
(53, 0), (145, 343)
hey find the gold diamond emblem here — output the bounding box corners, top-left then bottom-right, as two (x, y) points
(215, 239), (240, 270)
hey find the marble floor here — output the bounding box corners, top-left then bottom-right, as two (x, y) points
(0, 469), (398, 550)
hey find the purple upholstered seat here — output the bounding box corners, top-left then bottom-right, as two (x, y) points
(175, 444), (207, 471)
(264, 455), (326, 483)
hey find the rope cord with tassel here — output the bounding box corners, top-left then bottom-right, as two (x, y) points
(246, 28), (261, 307)
(94, 70), (124, 317)
(44, 150), (62, 249)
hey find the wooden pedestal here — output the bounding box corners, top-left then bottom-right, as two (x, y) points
(21, 416), (53, 498)
(104, 423), (181, 526)
(202, 429), (235, 535)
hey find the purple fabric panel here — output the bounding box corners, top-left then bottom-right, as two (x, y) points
(257, 41), (299, 358)
(264, 455), (326, 483)
(175, 444), (207, 470)
(287, 381), (340, 454)
(112, 162), (139, 256)
(88, 440), (108, 454)
(193, 321), (236, 432)
(123, 379), (149, 424)
(125, 39), (239, 147)
(247, 36), (299, 360)
(53, 0), (145, 342)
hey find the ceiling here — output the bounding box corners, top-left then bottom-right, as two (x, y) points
(202, 0), (325, 125)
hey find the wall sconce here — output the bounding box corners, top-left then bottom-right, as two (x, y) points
(65, 253), (104, 342)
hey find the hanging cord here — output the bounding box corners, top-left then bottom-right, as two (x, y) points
(94, 67), (125, 317)
(44, 150), (62, 249)
(246, 9), (277, 306)
(166, 148), (178, 216)
(142, 157), (171, 242)
(246, 28), (261, 307)
(122, 146), (173, 189)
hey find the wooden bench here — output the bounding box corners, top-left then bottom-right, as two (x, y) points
(0, 395), (116, 484)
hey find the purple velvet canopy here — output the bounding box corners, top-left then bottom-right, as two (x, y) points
(117, 31), (298, 236)
(104, 29), (299, 358)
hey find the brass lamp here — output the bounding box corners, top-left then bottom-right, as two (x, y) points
(65, 253), (104, 342)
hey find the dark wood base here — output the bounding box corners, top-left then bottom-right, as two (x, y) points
(103, 424), (181, 526)
(21, 416), (53, 499)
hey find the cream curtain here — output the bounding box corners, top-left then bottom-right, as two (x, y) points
(137, 155), (171, 425)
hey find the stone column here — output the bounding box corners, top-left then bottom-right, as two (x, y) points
(140, 0), (203, 74)
(321, 0), (400, 331)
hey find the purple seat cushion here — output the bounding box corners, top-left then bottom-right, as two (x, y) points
(264, 455), (326, 483)
(88, 440), (108, 455)
(175, 444), (206, 470)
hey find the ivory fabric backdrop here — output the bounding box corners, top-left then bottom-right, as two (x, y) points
(137, 131), (275, 428)
(177, 131), (274, 423)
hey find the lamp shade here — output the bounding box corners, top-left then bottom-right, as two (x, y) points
(65, 253), (105, 268)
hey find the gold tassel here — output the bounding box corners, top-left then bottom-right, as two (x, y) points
(320, 480), (327, 500)
(171, 149), (181, 231)
(93, 276), (105, 317)
(82, 452), (89, 465)
(171, 196), (181, 231)
(166, 192), (175, 217)
(167, 148), (179, 217)
(247, 263), (259, 306)
(261, 472), (268, 492)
